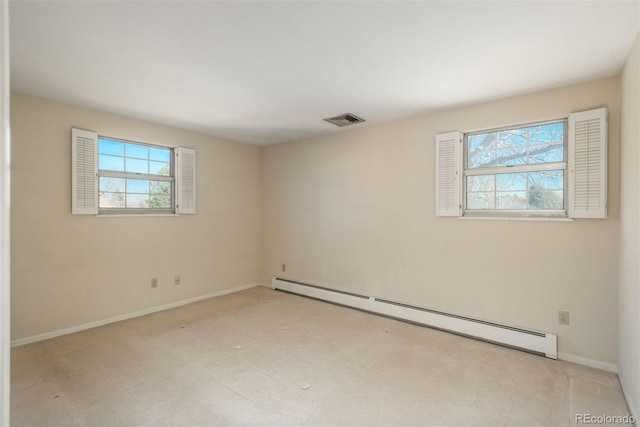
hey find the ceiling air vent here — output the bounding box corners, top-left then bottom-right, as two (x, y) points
(323, 113), (365, 127)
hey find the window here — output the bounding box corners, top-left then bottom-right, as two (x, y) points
(71, 128), (196, 216)
(464, 121), (566, 215)
(98, 137), (174, 214)
(435, 108), (607, 219)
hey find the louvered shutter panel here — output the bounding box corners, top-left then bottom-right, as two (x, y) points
(71, 128), (98, 215)
(176, 147), (196, 214)
(568, 108), (607, 219)
(435, 131), (462, 217)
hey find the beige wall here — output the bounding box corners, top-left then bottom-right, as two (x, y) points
(619, 31), (640, 417)
(10, 74), (626, 367)
(262, 76), (621, 365)
(10, 92), (262, 340)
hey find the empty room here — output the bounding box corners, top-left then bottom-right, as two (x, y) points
(0, 0), (639, 425)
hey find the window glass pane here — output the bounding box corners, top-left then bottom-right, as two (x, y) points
(467, 175), (495, 192)
(529, 123), (564, 145)
(150, 180), (171, 194)
(530, 123), (564, 163)
(125, 158), (148, 174)
(127, 179), (149, 194)
(497, 129), (527, 148)
(126, 143), (149, 160)
(496, 173), (527, 191)
(150, 147), (171, 162)
(467, 192), (495, 209)
(496, 148), (527, 166)
(99, 192), (125, 208)
(126, 194), (149, 208)
(150, 161), (170, 176)
(99, 155), (124, 172)
(149, 194), (171, 209)
(528, 170), (564, 190)
(468, 133), (495, 151)
(529, 144), (563, 164)
(99, 177), (125, 192)
(467, 133), (496, 169)
(497, 191), (527, 209)
(467, 170), (564, 211)
(468, 150), (496, 169)
(98, 138), (124, 156)
(467, 121), (565, 170)
(528, 170), (564, 209)
(529, 190), (563, 210)
(150, 181), (171, 209)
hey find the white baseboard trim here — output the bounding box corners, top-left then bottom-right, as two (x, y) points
(618, 372), (639, 420)
(12, 282), (623, 376)
(11, 282), (262, 348)
(557, 352), (618, 373)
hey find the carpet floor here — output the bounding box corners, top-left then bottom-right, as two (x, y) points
(11, 286), (632, 426)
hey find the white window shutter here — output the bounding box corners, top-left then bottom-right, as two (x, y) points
(568, 108), (607, 219)
(71, 128), (98, 215)
(435, 131), (462, 217)
(176, 147), (196, 214)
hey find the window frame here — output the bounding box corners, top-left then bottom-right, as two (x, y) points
(462, 118), (569, 218)
(97, 135), (176, 215)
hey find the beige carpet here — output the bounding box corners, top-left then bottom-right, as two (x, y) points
(11, 286), (631, 426)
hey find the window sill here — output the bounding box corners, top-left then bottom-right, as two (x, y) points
(458, 216), (574, 222)
(95, 214), (180, 218)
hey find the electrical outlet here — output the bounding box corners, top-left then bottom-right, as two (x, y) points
(282, 264), (286, 272)
(174, 276), (181, 286)
(151, 278), (158, 288)
(558, 311), (570, 325)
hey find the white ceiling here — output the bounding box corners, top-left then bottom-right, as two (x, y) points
(9, 1), (640, 145)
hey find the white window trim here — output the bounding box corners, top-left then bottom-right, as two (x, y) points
(71, 128), (196, 216)
(462, 118), (568, 218)
(457, 216), (574, 222)
(435, 107), (607, 220)
(97, 136), (175, 215)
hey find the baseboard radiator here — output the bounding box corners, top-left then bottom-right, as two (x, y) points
(272, 277), (557, 359)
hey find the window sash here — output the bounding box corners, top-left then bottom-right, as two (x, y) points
(463, 167), (568, 215)
(465, 119), (567, 169)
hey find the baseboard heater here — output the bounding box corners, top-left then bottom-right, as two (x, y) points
(272, 277), (557, 359)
